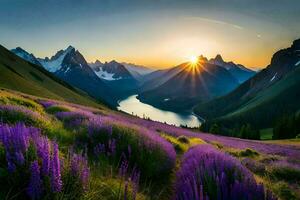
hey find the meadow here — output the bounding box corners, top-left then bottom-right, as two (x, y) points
(0, 89), (299, 200)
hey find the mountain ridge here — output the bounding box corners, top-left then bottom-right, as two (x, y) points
(194, 38), (300, 131)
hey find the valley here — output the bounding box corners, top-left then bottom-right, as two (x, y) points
(1, 2), (300, 198)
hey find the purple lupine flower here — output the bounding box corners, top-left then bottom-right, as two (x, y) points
(0, 123), (33, 172)
(37, 137), (51, 175)
(87, 116), (113, 139)
(38, 100), (57, 108)
(6, 152), (16, 173)
(108, 139), (116, 156)
(14, 151), (25, 165)
(174, 145), (276, 200)
(50, 142), (62, 192)
(130, 167), (140, 200)
(70, 152), (90, 190)
(27, 161), (42, 200)
(119, 159), (129, 178)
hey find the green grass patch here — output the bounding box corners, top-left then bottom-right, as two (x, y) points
(271, 182), (297, 200)
(260, 128), (273, 140)
(46, 105), (71, 114)
(86, 175), (146, 200)
(0, 91), (44, 113)
(267, 163), (300, 183)
(226, 148), (259, 158)
(162, 134), (205, 154)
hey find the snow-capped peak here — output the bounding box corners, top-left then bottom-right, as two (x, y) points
(37, 45), (75, 72)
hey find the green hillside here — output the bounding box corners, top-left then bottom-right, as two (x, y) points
(219, 68), (300, 128)
(195, 39), (300, 136)
(0, 45), (105, 109)
(197, 67), (300, 131)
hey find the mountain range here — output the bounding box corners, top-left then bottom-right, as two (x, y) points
(137, 55), (255, 111)
(195, 38), (300, 131)
(11, 45), (254, 111)
(10, 46), (155, 105)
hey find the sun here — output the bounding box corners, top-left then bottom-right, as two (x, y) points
(189, 55), (198, 64)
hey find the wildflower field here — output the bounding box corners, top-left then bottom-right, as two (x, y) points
(0, 89), (299, 200)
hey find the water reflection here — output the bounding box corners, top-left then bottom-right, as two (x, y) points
(118, 95), (201, 127)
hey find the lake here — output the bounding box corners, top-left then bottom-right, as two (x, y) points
(117, 95), (202, 127)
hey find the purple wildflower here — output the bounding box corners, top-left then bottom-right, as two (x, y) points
(119, 159), (129, 178)
(50, 142), (62, 192)
(27, 160), (43, 199)
(70, 152), (90, 190)
(108, 139), (116, 156)
(174, 145), (276, 200)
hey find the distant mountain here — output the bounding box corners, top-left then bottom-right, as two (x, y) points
(194, 38), (300, 130)
(139, 64), (185, 92)
(138, 57), (240, 111)
(140, 55), (254, 93)
(93, 60), (134, 81)
(89, 61), (154, 82)
(2, 45), (104, 108)
(11, 47), (42, 66)
(12, 46), (117, 106)
(209, 54), (255, 83)
(121, 62), (154, 75)
(90, 60), (140, 98)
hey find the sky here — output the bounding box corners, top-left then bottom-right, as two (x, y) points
(0, 0), (300, 70)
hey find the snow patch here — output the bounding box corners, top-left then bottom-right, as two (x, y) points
(94, 67), (121, 81)
(38, 47), (73, 72)
(270, 73), (277, 82)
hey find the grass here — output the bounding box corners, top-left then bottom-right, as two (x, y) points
(162, 134), (205, 154)
(45, 105), (71, 114)
(86, 175), (146, 200)
(267, 164), (300, 183)
(260, 128), (273, 140)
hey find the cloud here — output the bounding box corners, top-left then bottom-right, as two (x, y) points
(185, 17), (244, 30)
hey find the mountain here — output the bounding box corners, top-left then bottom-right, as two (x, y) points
(93, 60), (134, 81)
(51, 47), (117, 105)
(209, 54), (255, 83)
(13, 46), (118, 106)
(1, 45), (104, 108)
(194, 38), (300, 130)
(140, 55), (254, 93)
(139, 64), (186, 92)
(138, 57), (239, 111)
(121, 62), (154, 77)
(91, 60), (140, 98)
(11, 47), (42, 66)
(37, 46), (74, 72)
(90, 61), (154, 82)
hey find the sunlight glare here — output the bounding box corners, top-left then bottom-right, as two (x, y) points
(189, 55), (198, 64)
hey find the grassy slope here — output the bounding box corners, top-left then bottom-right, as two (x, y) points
(0, 45), (105, 109)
